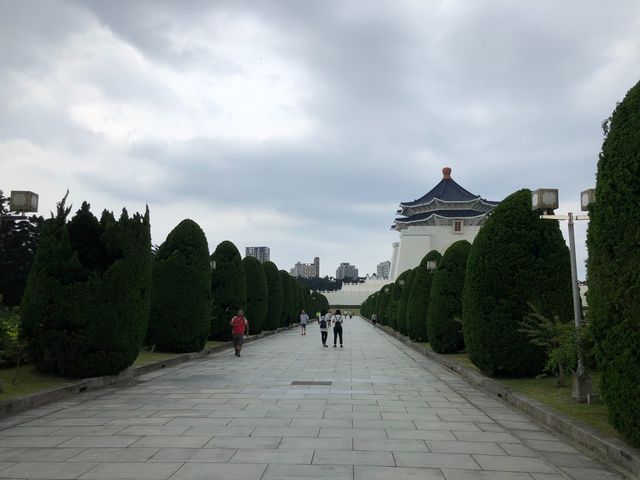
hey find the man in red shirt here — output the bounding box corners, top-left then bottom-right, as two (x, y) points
(229, 309), (249, 357)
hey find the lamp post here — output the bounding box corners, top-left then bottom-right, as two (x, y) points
(531, 188), (594, 402)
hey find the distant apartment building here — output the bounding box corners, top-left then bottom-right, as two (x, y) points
(290, 257), (320, 278)
(377, 261), (391, 279)
(336, 262), (358, 280)
(245, 246), (270, 263)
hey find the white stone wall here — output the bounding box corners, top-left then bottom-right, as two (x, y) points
(390, 225), (481, 279)
(319, 278), (392, 306)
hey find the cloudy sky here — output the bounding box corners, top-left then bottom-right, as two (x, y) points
(2, 1), (639, 278)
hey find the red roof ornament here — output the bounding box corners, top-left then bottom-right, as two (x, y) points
(442, 167), (452, 179)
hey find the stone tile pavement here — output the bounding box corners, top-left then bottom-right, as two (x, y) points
(0, 317), (627, 479)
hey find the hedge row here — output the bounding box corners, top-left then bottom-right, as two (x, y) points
(362, 190), (572, 377)
(20, 200), (327, 378)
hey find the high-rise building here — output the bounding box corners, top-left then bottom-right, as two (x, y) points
(377, 261), (391, 279)
(290, 257), (320, 278)
(336, 262), (358, 280)
(245, 246), (270, 263)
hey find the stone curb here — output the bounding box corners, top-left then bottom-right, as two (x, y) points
(0, 322), (303, 419)
(364, 317), (640, 479)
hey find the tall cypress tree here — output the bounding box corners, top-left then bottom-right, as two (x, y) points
(396, 268), (415, 335)
(147, 219), (210, 352)
(463, 189), (572, 377)
(242, 257), (268, 334)
(210, 241), (246, 340)
(279, 270), (293, 327)
(263, 261), (283, 330)
(587, 80), (640, 447)
(406, 250), (442, 341)
(21, 196), (152, 377)
(427, 240), (471, 353)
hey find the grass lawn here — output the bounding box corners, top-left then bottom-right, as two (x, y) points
(0, 364), (70, 401)
(441, 352), (617, 438)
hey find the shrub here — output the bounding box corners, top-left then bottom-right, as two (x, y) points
(587, 79), (640, 447)
(241, 257), (268, 334)
(210, 241), (246, 340)
(0, 296), (27, 369)
(520, 304), (594, 386)
(406, 251), (442, 341)
(147, 220), (210, 353)
(463, 189), (572, 377)
(427, 240), (471, 353)
(21, 196), (152, 377)
(263, 261), (283, 330)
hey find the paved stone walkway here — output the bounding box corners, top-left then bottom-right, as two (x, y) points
(0, 317), (625, 479)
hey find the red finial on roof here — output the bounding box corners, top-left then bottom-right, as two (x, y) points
(442, 167), (452, 179)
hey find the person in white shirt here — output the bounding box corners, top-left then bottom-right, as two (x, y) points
(299, 310), (309, 335)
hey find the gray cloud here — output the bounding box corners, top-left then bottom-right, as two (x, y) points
(2, 1), (640, 276)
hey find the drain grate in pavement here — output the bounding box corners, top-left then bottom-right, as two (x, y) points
(291, 381), (332, 386)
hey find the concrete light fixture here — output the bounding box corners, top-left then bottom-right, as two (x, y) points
(9, 191), (39, 213)
(581, 189), (596, 211)
(426, 260), (437, 272)
(531, 188), (558, 211)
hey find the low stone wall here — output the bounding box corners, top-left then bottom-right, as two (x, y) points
(364, 317), (640, 479)
(0, 323), (302, 419)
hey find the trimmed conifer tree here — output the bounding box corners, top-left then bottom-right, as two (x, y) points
(463, 189), (572, 377)
(387, 281), (402, 331)
(587, 80), (640, 447)
(21, 196), (152, 378)
(378, 286), (390, 325)
(263, 261), (283, 330)
(427, 240), (471, 353)
(396, 268), (415, 335)
(406, 251), (442, 341)
(210, 241), (246, 340)
(279, 270), (292, 327)
(241, 257), (268, 334)
(147, 219), (210, 353)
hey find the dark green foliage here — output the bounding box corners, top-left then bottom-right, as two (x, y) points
(587, 80), (640, 447)
(396, 269), (416, 335)
(463, 189), (572, 377)
(21, 195), (152, 378)
(263, 261), (283, 330)
(313, 291), (329, 315)
(147, 220), (210, 353)
(406, 251), (442, 341)
(387, 281), (403, 330)
(0, 191), (43, 307)
(427, 240), (471, 353)
(210, 241), (246, 340)
(279, 270), (292, 327)
(377, 286), (391, 325)
(0, 297), (27, 368)
(242, 257), (268, 334)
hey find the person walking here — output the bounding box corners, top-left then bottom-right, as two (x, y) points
(332, 309), (344, 348)
(319, 310), (331, 347)
(371, 313), (377, 326)
(299, 310), (309, 335)
(229, 309), (249, 357)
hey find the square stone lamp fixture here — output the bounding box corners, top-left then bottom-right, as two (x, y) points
(9, 191), (39, 213)
(531, 188), (559, 212)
